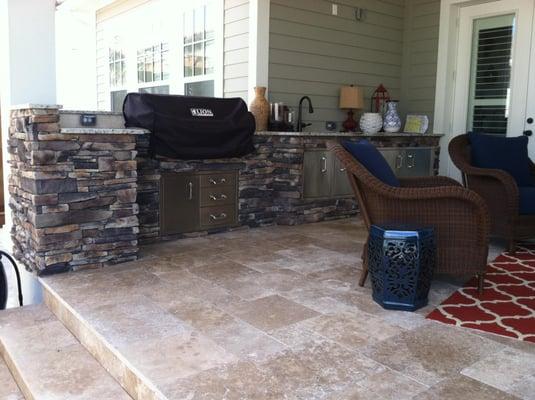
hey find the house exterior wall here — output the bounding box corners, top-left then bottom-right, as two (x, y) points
(399, 0), (440, 132)
(224, 0), (250, 100)
(267, 0), (405, 132)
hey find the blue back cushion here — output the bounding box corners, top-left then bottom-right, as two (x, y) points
(469, 133), (534, 187)
(519, 187), (535, 215)
(342, 140), (400, 187)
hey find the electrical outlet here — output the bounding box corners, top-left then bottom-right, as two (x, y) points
(326, 121), (337, 131)
(80, 114), (97, 127)
(332, 3), (338, 15)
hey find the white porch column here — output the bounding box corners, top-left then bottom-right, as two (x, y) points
(248, 0), (270, 103)
(0, 0), (57, 224)
(0, 0), (57, 305)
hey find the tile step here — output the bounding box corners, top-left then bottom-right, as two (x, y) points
(0, 356), (23, 399)
(0, 304), (132, 400)
(40, 279), (168, 400)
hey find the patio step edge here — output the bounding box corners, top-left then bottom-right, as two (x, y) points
(40, 278), (168, 400)
(0, 340), (30, 400)
(0, 304), (132, 400)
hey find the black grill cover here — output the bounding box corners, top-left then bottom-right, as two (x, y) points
(123, 93), (255, 159)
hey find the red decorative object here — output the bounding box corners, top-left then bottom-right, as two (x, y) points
(427, 244), (535, 343)
(370, 84), (390, 114)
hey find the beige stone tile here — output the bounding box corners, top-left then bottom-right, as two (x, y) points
(252, 268), (316, 293)
(307, 264), (361, 291)
(284, 286), (360, 315)
(168, 339), (384, 399)
(232, 294), (320, 331)
(207, 320), (287, 362)
(269, 322), (329, 348)
(413, 375), (521, 400)
(84, 299), (191, 348)
(275, 244), (360, 274)
(145, 270), (233, 305)
(0, 358), (23, 400)
(163, 360), (278, 399)
(300, 312), (405, 350)
(461, 347), (535, 399)
(356, 369), (429, 400)
(254, 340), (386, 399)
(313, 236), (366, 255)
(361, 322), (506, 386)
(123, 331), (237, 389)
(189, 260), (277, 299)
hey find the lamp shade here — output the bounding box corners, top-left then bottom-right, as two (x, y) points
(339, 85), (364, 109)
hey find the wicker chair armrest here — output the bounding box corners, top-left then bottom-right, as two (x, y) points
(399, 176), (462, 188)
(381, 188), (490, 263)
(462, 166), (519, 215)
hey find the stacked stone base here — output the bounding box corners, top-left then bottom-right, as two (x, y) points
(8, 106), (140, 274)
(136, 134), (359, 243)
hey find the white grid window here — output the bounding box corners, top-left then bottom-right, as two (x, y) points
(109, 48), (126, 88)
(137, 43), (170, 84)
(183, 5), (216, 96)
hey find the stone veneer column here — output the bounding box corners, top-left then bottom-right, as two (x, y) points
(8, 105), (140, 274)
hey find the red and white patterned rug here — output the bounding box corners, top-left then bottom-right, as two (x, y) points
(427, 244), (535, 343)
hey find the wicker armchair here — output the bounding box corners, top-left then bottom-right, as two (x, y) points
(330, 143), (490, 294)
(449, 134), (535, 253)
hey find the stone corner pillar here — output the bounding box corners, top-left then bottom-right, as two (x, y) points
(8, 105), (139, 275)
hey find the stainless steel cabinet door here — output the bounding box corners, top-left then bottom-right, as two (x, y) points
(303, 150), (332, 198)
(332, 156), (353, 196)
(160, 173), (200, 235)
(399, 148), (432, 177)
(378, 148), (405, 176)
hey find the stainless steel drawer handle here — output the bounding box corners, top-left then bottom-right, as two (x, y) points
(187, 182), (193, 200)
(209, 194), (228, 201)
(407, 154), (415, 169)
(210, 212), (228, 221)
(395, 154), (403, 169)
(321, 156), (327, 173)
(209, 177), (227, 185)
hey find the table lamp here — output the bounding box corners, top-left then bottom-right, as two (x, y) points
(339, 85), (364, 132)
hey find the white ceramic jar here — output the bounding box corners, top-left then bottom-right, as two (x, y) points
(360, 113), (383, 134)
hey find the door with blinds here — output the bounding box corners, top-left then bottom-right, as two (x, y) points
(456, 0), (535, 158)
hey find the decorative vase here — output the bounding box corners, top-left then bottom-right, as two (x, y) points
(360, 113), (383, 134)
(249, 86), (269, 131)
(383, 100), (401, 133)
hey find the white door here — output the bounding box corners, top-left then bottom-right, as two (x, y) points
(453, 0), (535, 158)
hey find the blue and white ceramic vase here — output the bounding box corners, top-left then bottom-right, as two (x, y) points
(383, 100), (401, 133)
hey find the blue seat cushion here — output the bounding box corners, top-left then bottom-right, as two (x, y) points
(342, 140), (400, 187)
(468, 133), (535, 187)
(519, 187), (535, 214)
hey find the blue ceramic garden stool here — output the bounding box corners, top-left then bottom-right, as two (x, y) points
(367, 225), (435, 311)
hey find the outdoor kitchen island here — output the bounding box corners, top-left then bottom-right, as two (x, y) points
(8, 105), (442, 275)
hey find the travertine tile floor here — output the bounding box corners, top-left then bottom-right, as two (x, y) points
(43, 218), (535, 399)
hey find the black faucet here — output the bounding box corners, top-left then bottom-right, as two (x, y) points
(297, 96), (314, 132)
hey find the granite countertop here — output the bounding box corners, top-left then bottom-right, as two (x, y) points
(256, 131), (444, 137)
(60, 127), (149, 135)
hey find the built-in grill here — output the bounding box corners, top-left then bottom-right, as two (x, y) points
(123, 93), (255, 159)
(123, 93), (251, 235)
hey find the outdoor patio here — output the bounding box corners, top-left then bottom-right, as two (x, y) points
(1, 217), (532, 399)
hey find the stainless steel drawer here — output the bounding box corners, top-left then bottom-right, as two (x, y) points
(200, 172), (236, 188)
(200, 205), (237, 229)
(200, 185), (236, 207)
